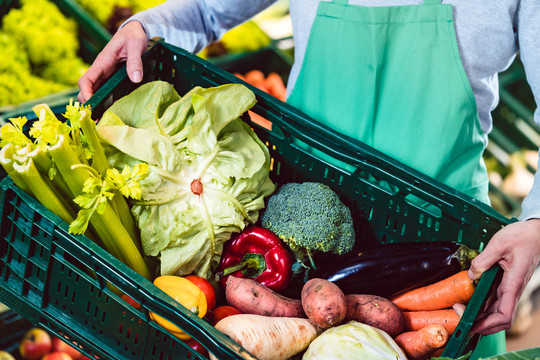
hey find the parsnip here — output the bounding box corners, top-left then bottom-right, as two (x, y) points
(211, 314), (320, 360)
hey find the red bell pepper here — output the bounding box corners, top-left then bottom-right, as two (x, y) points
(215, 226), (292, 292)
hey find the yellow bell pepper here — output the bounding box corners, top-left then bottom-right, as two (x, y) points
(150, 275), (207, 340)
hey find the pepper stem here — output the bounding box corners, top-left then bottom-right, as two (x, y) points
(216, 253), (267, 280)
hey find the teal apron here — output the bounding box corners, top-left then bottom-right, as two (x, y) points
(286, 0), (504, 357)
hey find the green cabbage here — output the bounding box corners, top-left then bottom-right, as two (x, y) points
(303, 321), (407, 360)
(96, 81), (276, 278)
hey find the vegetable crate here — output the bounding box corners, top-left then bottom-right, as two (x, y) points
(0, 39), (513, 360)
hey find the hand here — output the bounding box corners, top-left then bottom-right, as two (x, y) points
(468, 218), (540, 335)
(78, 20), (148, 103)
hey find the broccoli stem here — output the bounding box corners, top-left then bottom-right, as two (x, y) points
(306, 249), (316, 270)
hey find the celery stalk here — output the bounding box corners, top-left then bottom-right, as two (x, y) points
(79, 111), (141, 247)
(49, 135), (151, 280)
(0, 144), (34, 195)
(28, 146), (74, 201)
(12, 158), (75, 225)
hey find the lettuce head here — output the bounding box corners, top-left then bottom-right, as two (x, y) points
(303, 321), (407, 360)
(96, 81), (276, 278)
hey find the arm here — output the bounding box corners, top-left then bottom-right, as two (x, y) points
(468, 0), (540, 335)
(77, 0), (277, 103)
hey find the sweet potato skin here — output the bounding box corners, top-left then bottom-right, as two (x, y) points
(345, 294), (405, 337)
(225, 276), (305, 318)
(301, 278), (347, 329)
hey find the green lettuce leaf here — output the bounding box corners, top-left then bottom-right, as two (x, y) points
(96, 81), (275, 278)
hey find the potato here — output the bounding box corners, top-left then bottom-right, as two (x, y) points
(345, 294), (405, 337)
(301, 278), (347, 328)
(225, 276), (305, 318)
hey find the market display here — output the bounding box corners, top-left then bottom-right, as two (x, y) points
(0, 75), (485, 359)
(0, 0), (88, 108)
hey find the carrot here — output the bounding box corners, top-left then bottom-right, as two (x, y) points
(234, 72), (247, 82)
(248, 110), (272, 131)
(391, 270), (475, 311)
(403, 309), (460, 335)
(244, 70), (267, 92)
(265, 72), (287, 101)
(394, 324), (449, 360)
(211, 314), (320, 360)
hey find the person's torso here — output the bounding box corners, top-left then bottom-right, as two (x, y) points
(288, 0), (520, 141)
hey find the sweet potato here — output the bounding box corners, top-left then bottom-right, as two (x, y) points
(301, 278), (347, 328)
(225, 276), (305, 318)
(345, 294), (405, 337)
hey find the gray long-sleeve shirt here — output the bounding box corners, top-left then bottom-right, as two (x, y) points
(130, 0), (540, 221)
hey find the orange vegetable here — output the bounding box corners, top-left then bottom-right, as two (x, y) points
(402, 309), (460, 335)
(265, 72), (287, 101)
(394, 324), (449, 360)
(244, 70), (267, 91)
(391, 270), (475, 311)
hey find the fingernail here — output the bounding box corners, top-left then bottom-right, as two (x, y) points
(132, 71), (142, 82)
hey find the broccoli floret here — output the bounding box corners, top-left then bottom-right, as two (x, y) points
(261, 182), (355, 268)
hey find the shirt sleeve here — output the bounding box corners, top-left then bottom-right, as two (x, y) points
(125, 0), (278, 54)
(515, 0), (540, 221)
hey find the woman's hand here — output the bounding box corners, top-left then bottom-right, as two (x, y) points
(78, 20), (148, 103)
(468, 218), (540, 335)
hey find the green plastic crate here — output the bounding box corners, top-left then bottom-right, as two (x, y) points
(0, 309), (32, 358)
(0, 39), (514, 359)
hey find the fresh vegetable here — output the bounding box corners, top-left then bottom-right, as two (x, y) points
(392, 271), (476, 311)
(261, 182), (355, 270)
(402, 309), (460, 335)
(301, 278), (347, 329)
(225, 276), (304, 318)
(200, 21), (272, 59)
(184, 338), (209, 358)
(303, 321), (407, 360)
(0, 33), (66, 107)
(234, 71), (287, 131)
(215, 226), (292, 292)
(185, 275), (217, 310)
(0, 103), (151, 280)
(0, 0), (89, 106)
(121, 294), (141, 310)
(311, 241), (478, 298)
(237, 71), (287, 101)
(211, 314), (319, 360)
(211, 305), (242, 326)
(150, 275), (207, 341)
(394, 324), (449, 360)
(345, 294), (404, 337)
(96, 81), (275, 279)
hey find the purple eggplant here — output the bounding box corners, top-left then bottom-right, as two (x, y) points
(310, 241), (479, 298)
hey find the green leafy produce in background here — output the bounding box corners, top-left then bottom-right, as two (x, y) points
(199, 21), (272, 59)
(0, 0), (89, 107)
(75, 0), (165, 33)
